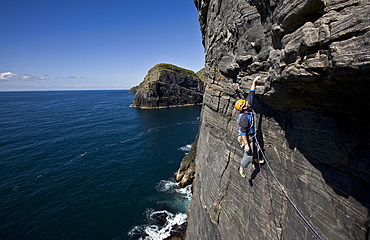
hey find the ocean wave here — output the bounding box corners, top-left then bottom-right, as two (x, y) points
(175, 185), (192, 202)
(128, 209), (187, 240)
(155, 180), (179, 193)
(128, 180), (192, 240)
(155, 180), (192, 200)
(177, 144), (192, 152)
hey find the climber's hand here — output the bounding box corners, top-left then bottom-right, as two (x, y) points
(253, 76), (261, 82)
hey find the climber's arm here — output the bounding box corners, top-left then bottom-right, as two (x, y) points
(250, 76), (260, 91)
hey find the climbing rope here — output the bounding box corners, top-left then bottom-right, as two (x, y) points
(254, 135), (325, 240)
(257, 148), (274, 240)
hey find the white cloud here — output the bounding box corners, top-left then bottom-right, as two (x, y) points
(0, 72), (18, 80)
(0, 72), (48, 81)
(67, 75), (85, 79)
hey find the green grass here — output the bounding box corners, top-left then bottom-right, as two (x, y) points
(143, 63), (201, 83)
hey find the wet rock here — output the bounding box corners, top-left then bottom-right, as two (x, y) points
(164, 222), (187, 240)
(151, 211), (168, 227)
(175, 133), (199, 188)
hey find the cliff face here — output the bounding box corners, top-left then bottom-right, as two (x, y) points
(132, 63), (204, 109)
(181, 0), (370, 239)
(128, 86), (138, 93)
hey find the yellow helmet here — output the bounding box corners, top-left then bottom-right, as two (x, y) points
(235, 99), (246, 111)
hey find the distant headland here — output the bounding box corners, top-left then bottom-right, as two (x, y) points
(131, 63), (204, 109)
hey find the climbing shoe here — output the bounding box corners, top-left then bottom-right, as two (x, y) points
(239, 168), (246, 178)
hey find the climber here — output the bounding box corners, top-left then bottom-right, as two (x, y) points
(234, 76), (263, 178)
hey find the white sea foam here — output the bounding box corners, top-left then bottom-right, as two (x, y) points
(80, 152), (87, 157)
(128, 209), (187, 240)
(177, 144), (192, 152)
(128, 180), (192, 240)
(176, 185), (192, 201)
(156, 179), (192, 201)
(142, 210), (187, 240)
(156, 180), (191, 197)
(156, 180), (179, 192)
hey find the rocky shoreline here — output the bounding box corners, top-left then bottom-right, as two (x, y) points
(131, 103), (202, 109)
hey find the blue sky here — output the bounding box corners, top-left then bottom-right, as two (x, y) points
(0, 0), (204, 91)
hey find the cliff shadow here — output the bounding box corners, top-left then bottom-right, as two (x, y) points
(254, 99), (370, 235)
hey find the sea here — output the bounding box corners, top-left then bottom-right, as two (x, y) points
(0, 90), (201, 240)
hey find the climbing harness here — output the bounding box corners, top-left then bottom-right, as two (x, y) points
(254, 135), (325, 240)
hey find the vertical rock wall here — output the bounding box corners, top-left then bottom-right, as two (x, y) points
(184, 0), (370, 239)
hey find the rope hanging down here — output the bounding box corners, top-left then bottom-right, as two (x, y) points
(253, 135), (325, 240)
(257, 149), (274, 240)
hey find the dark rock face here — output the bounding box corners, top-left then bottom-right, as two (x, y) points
(175, 132), (199, 188)
(132, 63), (204, 109)
(128, 85), (138, 93)
(179, 0), (370, 239)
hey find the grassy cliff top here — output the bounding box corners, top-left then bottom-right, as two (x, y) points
(143, 63), (201, 83)
(195, 68), (205, 82)
(155, 63), (195, 74)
